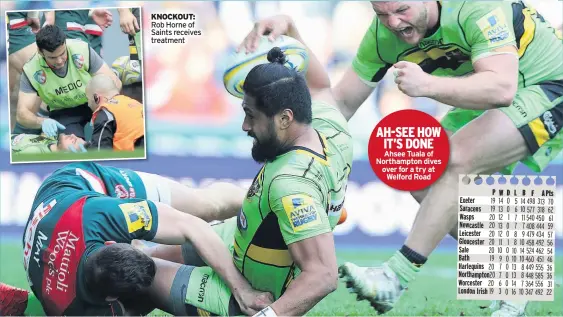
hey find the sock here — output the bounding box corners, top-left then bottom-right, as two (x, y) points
(24, 292), (45, 316)
(399, 245), (427, 265)
(185, 267), (232, 316)
(386, 248), (425, 288)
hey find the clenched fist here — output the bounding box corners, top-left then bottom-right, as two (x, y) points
(393, 61), (431, 97)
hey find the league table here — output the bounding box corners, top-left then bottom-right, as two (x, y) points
(457, 175), (556, 301)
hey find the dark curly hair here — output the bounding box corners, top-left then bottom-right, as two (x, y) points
(36, 24), (66, 53)
(242, 47), (312, 124)
(84, 243), (156, 298)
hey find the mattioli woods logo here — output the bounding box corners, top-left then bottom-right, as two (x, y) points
(34, 70), (47, 85)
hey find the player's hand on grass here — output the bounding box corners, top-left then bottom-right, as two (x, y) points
(237, 14), (295, 54)
(119, 10), (139, 35)
(41, 119), (65, 138)
(233, 287), (274, 315)
(393, 61), (431, 98)
(92, 9), (113, 28)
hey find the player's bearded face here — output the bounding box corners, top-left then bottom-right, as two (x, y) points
(41, 44), (68, 69)
(372, 2), (429, 45)
(249, 118), (285, 163)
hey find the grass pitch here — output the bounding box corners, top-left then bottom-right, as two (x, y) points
(10, 148), (146, 163)
(1, 242), (561, 316)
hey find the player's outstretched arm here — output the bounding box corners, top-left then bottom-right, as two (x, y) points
(266, 232), (338, 316)
(238, 15), (330, 94)
(263, 177), (338, 316)
(152, 202), (273, 314)
(238, 14), (374, 121)
(117, 8), (139, 35)
(92, 56), (123, 91)
(412, 47), (518, 109)
(332, 66), (376, 121)
(89, 9), (113, 29)
(396, 2), (519, 109)
(42, 11), (55, 27)
(26, 11), (40, 33)
(194, 181), (246, 220)
(95, 63), (122, 91)
(151, 176), (246, 221)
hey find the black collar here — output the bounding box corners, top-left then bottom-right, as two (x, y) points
(424, 1), (442, 38)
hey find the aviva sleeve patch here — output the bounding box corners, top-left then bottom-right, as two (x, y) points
(476, 7), (512, 46)
(281, 194), (322, 232)
(119, 201), (153, 233)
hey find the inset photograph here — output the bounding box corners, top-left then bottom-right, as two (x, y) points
(6, 7), (145, 163)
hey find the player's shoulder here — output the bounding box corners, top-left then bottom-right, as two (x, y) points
(11, 133), (31, 145)
(267, 153), (308, 176)
(66, 38), (87, 46)
(6, 11), (26, 19)
(100, 95), (142, 113)
(22, 51), (40, 68)
(66, 38), (90, 52)
(312, 99), (350, 137)
(115, 94), (143, 107)
(265, 149), (327, 186)
(446, 0), (514, 23)
(81, 195), (133, 227)
(49, 162), (102, 178)
(66, 161), (102, 170)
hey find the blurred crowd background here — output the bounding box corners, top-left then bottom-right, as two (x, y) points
(1, 1), (562, 241)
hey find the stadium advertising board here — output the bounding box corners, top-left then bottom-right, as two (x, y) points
(2, 151), (562, 246)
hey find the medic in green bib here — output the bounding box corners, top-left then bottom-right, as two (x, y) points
(13, 162), (271, 316)
(16, 25), (121, 140)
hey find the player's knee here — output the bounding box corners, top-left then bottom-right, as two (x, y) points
(321, 268), (338, 294)
(447, 143), (479, 175)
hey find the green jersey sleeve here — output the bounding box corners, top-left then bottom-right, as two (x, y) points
(460, 2), (517, 63)
(352, 18), (391, 87)
(84, 197), (159, 244)
(268, 175), (331, 245)
(11, 134), (56, 154)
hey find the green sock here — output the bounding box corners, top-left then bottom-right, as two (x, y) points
(24, 292), (45, 316)
(386, 251), (421, 288)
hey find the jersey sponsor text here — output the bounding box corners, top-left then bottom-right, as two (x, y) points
(55, 80), (83, 96)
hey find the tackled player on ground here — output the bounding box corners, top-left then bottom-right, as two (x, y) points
(4, 162), (272, 316)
